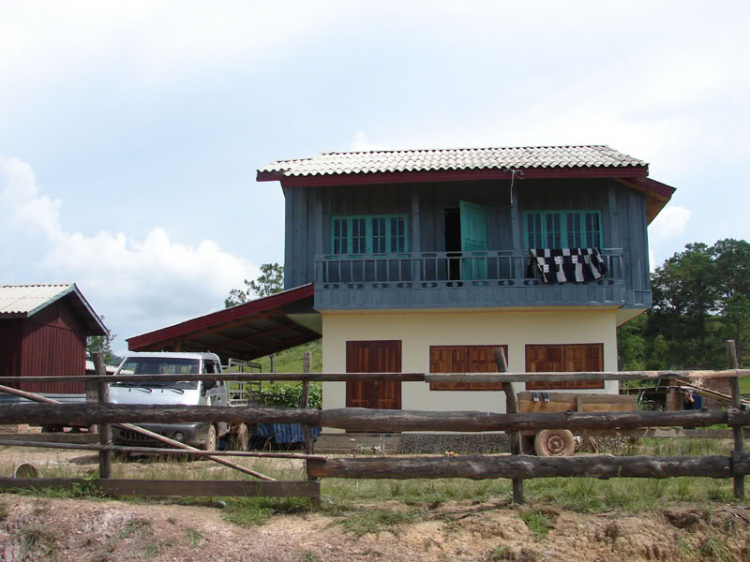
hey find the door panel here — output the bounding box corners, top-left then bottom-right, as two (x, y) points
(346, 341), (402, 409)
(526, 344), (604, 390)
(460, 200), (489, 279)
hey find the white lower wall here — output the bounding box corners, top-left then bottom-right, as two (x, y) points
(321, 309), (618, 419)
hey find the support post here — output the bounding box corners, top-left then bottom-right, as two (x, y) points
(496, 348), (524, 504)
(92, 352), (111, 479)
(728, 340), (745, 500)
(301, 351), (320, 508)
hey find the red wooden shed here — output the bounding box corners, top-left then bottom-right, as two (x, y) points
(0, 284), (107, 397)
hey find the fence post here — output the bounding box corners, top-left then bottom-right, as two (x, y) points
(92, 352), (111, 479)
(301, 352), (314, 455)
(495, 348), (524, 504)
(727, 340), (744, 500)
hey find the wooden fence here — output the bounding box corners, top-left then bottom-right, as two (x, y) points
(0, 342), (748, 505)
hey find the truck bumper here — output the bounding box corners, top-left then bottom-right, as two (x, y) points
(112, 422), (209, 448)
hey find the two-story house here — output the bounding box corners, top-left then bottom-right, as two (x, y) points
(256, 145), (675, 414)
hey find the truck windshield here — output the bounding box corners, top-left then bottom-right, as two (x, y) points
(112, 358), (201, 390)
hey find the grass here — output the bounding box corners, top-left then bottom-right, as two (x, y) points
(18, 526), (59, 560)
(520, 511), (550, 538)
(335, 507), (424, 537)
(117, 517), (153, 539)
(182, 527), (204, 547)
(255, 340), (322, 373)
(223, 497), (314, 527)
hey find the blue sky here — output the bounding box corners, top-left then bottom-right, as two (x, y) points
(1, 1), (748, 355)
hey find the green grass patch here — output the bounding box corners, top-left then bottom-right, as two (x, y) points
(520, 511), (550, 538)
(117, 517), (153, 539)
(256, 340), (322, 373)
(335, 507), (423, 537)
(182, 527), (204, 547)
(222, 497), (314, 527)
(18, 526), (59, 560)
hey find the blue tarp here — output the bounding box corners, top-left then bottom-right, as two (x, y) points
(256, 423), (321, 444)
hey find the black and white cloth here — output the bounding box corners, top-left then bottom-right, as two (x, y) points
(528, 248), (608, 284)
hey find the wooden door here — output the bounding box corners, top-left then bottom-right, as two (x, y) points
(346, 340), (402, 409)
(526, 344), (604, 390)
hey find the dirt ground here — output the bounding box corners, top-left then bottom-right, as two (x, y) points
(2, 494), (750, 562)
(1, 440), (750, 561)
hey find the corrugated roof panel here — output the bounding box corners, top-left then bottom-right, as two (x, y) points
(259, 145), (646, 178)
(0, 284), (74, 315)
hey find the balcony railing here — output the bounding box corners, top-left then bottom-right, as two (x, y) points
(315, 249), (624, 288)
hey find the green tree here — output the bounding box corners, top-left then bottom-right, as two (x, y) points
(225, 263), (284, 308)
(86, 316), (119, 365)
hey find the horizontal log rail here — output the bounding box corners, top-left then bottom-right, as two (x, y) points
(306, 453), (750, 480)
(0, 478), (320, 498)
(2, 404), (749, 431)
(0, 439), (326, 461)
(1, 368), (749, 385)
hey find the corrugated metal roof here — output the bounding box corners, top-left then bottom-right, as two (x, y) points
(0, 284), (75, 315)
(0, 283), (107, 335)
(259, 145), (646, 178)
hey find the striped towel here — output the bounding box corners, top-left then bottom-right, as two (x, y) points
(528, 248), (608, 284)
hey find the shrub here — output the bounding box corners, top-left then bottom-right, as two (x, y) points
(261, 382), (322, 408)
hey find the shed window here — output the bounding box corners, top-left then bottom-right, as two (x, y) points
(523, 211), (602, 249)
(331, 215), (409, 255)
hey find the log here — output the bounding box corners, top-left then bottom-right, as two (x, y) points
(496, 348), (523, 504)
(0, 439), (327, 460)
(0, 404), (319, 426)
(306, 454), (737, 480)
(0, 478), (320, 498)
(2, 368), (750, 385)
(93, 353), (111, 479)
(728, 340), (745, 500)
(0, 372), (426, 384)
(317, 408), (737, 432)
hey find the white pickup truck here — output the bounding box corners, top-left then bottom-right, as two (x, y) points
(108, 351), (252, 451)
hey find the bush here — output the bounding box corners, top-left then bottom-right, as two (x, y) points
(261, 383), (322, 408)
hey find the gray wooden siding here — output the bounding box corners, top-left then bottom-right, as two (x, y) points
(283, 179), (652, 310)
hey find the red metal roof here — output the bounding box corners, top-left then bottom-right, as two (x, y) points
(126, 284), (319, 362)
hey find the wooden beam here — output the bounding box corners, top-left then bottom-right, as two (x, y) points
(728, 340), (745, 500)
(93, 352), (111, 480)
(0, 478), (320, 498)
(306, 454), (739, 480)
(496, 348), (523, 504)
(0, 439), (327, 460)
(0, 372), (426, 384)
(424, 369), (750, 383)
(0, 404), (319, 426)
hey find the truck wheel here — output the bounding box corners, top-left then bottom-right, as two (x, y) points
(204, 424), (218, 452)
(232, 423), (250, 452)
(534, 429), (575, 457)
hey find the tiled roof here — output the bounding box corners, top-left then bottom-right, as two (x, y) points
(259, 145), (646, 178)
(0, 284), (75, 315)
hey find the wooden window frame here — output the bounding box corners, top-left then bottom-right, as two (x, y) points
(429, 345), (508, 391)
(522, 210), (602, 250)
(331, 214), (409, 255)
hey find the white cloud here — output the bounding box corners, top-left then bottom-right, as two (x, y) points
(0, 157), (258, 347)
(349, 131), (389, 152)
(650, 205), (691, 240)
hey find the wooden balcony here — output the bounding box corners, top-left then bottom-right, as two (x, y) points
(313, 249), (649, 310)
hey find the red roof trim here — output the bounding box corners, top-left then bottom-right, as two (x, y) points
(621, 177), (676, 199)
(257, 166), (649, 188)
(126, 284), (315, 350)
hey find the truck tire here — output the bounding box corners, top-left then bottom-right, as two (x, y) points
(232, 423), (250, 452)
(534, 429), (575, 457)
(204, 424), (218, 452)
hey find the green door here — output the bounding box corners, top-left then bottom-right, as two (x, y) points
(460, 200), (488, 279)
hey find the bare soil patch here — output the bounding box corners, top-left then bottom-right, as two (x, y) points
(1, 495), (749, 562)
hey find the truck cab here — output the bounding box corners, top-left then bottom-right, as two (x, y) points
(109, 351), (227, 450)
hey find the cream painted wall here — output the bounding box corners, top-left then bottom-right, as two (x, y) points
(322, 309), (618, 418)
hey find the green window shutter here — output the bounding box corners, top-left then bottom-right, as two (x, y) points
(523, 210), (601, 250)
